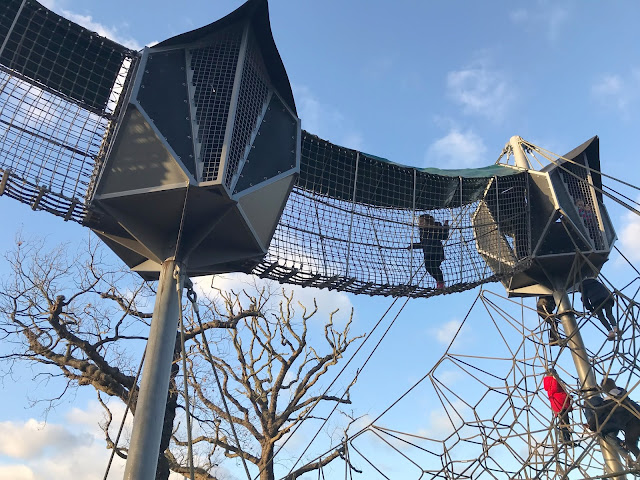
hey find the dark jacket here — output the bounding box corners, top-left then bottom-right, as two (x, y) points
(537, 296), (556, 320)
(581, 278), (612, 311)
(409, 222), (450, 261)
(585, 396), (631, 435)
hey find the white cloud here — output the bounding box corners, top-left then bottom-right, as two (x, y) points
(509, 3), (570, 42)
(446, 61), (514, 121)
(618, 207), (640, 261)
(41, 0), (141, 50)
(195, 272), (355, 326)
(0, 402), (132, 479)
(592, 69), (640, 111)
(0, 419), (90, 460)
(294, 85), (364, 150)
(0, 464), (36, 480)
(431, 319), (463, 345)
(426, 129), (488, 168)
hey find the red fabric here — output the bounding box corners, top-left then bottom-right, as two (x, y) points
(543, 376), (572, 413)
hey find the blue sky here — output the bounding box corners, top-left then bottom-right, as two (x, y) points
(2, 0), (640, 478)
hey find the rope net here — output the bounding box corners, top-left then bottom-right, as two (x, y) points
(299, 279), (640, 480)
(0, 0), (137, 222)
(254, 132), (531, 298)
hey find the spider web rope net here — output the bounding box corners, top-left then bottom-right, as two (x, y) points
(297, 278), (640, 480)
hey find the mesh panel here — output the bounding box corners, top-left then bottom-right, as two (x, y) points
(253, 132), (531, 298)
(224, 31), (270, 188)
(560, 163), (605, 250)
(0, 0), (132, 112)
(190, 26), (242, 183)
(0, 54), (132, 204)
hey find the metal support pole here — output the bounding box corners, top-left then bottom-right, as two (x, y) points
(554, 290), (626, 479)
(509, 136), (532, 170)
(124, 259), (184, 480)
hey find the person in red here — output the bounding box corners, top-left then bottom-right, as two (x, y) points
(543, 368), (573, 443)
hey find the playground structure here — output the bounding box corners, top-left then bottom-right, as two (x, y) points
(1, 0), (640, 479)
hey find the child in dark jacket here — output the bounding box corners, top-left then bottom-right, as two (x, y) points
(537, 295), (560, 345)
(581, 278), (618, 341)
(408, 214), (450, 289)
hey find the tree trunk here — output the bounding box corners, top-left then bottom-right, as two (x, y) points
(259, 443), (275, 480)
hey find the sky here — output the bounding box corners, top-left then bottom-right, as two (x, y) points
(2, 0), (640, 479)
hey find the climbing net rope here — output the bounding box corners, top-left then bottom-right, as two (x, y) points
(289, 276), (640, 480)
(271, 146), (640, 479)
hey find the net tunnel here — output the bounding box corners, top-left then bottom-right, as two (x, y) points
(0, 0), (612, 300)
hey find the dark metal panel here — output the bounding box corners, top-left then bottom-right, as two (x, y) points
(137, 50), (196, 177)
(528, 172), (556, 254)
(155, 0), (295, 114)
(95, 106), (188, 196)
(234, 94), (297, 193)
(0, 0), (134, 112)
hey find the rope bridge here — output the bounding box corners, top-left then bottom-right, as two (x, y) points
(0, 0), (532, 299)
(254, 132), (531, 297)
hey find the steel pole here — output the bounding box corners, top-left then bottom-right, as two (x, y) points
(554, 290), (626, 479)
(124, 259), (184, 480)
(509, 136), (532, 170)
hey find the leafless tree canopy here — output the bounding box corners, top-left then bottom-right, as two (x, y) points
(0, 237), (361, 480)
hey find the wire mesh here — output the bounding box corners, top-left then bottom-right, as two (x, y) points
(0, 0), (137, 221)
(224, 29), (270, 188)
(0, 0), (132, 113)
(253, 132), (531, 298)
(190, 25), (243, 183)
(560, 163), (606, 251)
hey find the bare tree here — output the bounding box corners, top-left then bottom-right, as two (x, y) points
(0, 237), (361, 480)
(179, 285), (362, 480)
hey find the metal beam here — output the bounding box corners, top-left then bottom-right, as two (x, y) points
(554, 290), (626, 479)
(124, 259), (184, 480)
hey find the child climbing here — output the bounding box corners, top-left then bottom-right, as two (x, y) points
(601, 378), (640, 461)
(543, 368), (573, 443)
(408, 213), (450, 289)
(583, 380), (640, 464)
(580, 277), (619, 341)
(537, 295), (560, 345)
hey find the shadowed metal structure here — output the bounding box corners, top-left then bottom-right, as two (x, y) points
(0, 0), (536, 301)
(0, 0), (627, 479)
